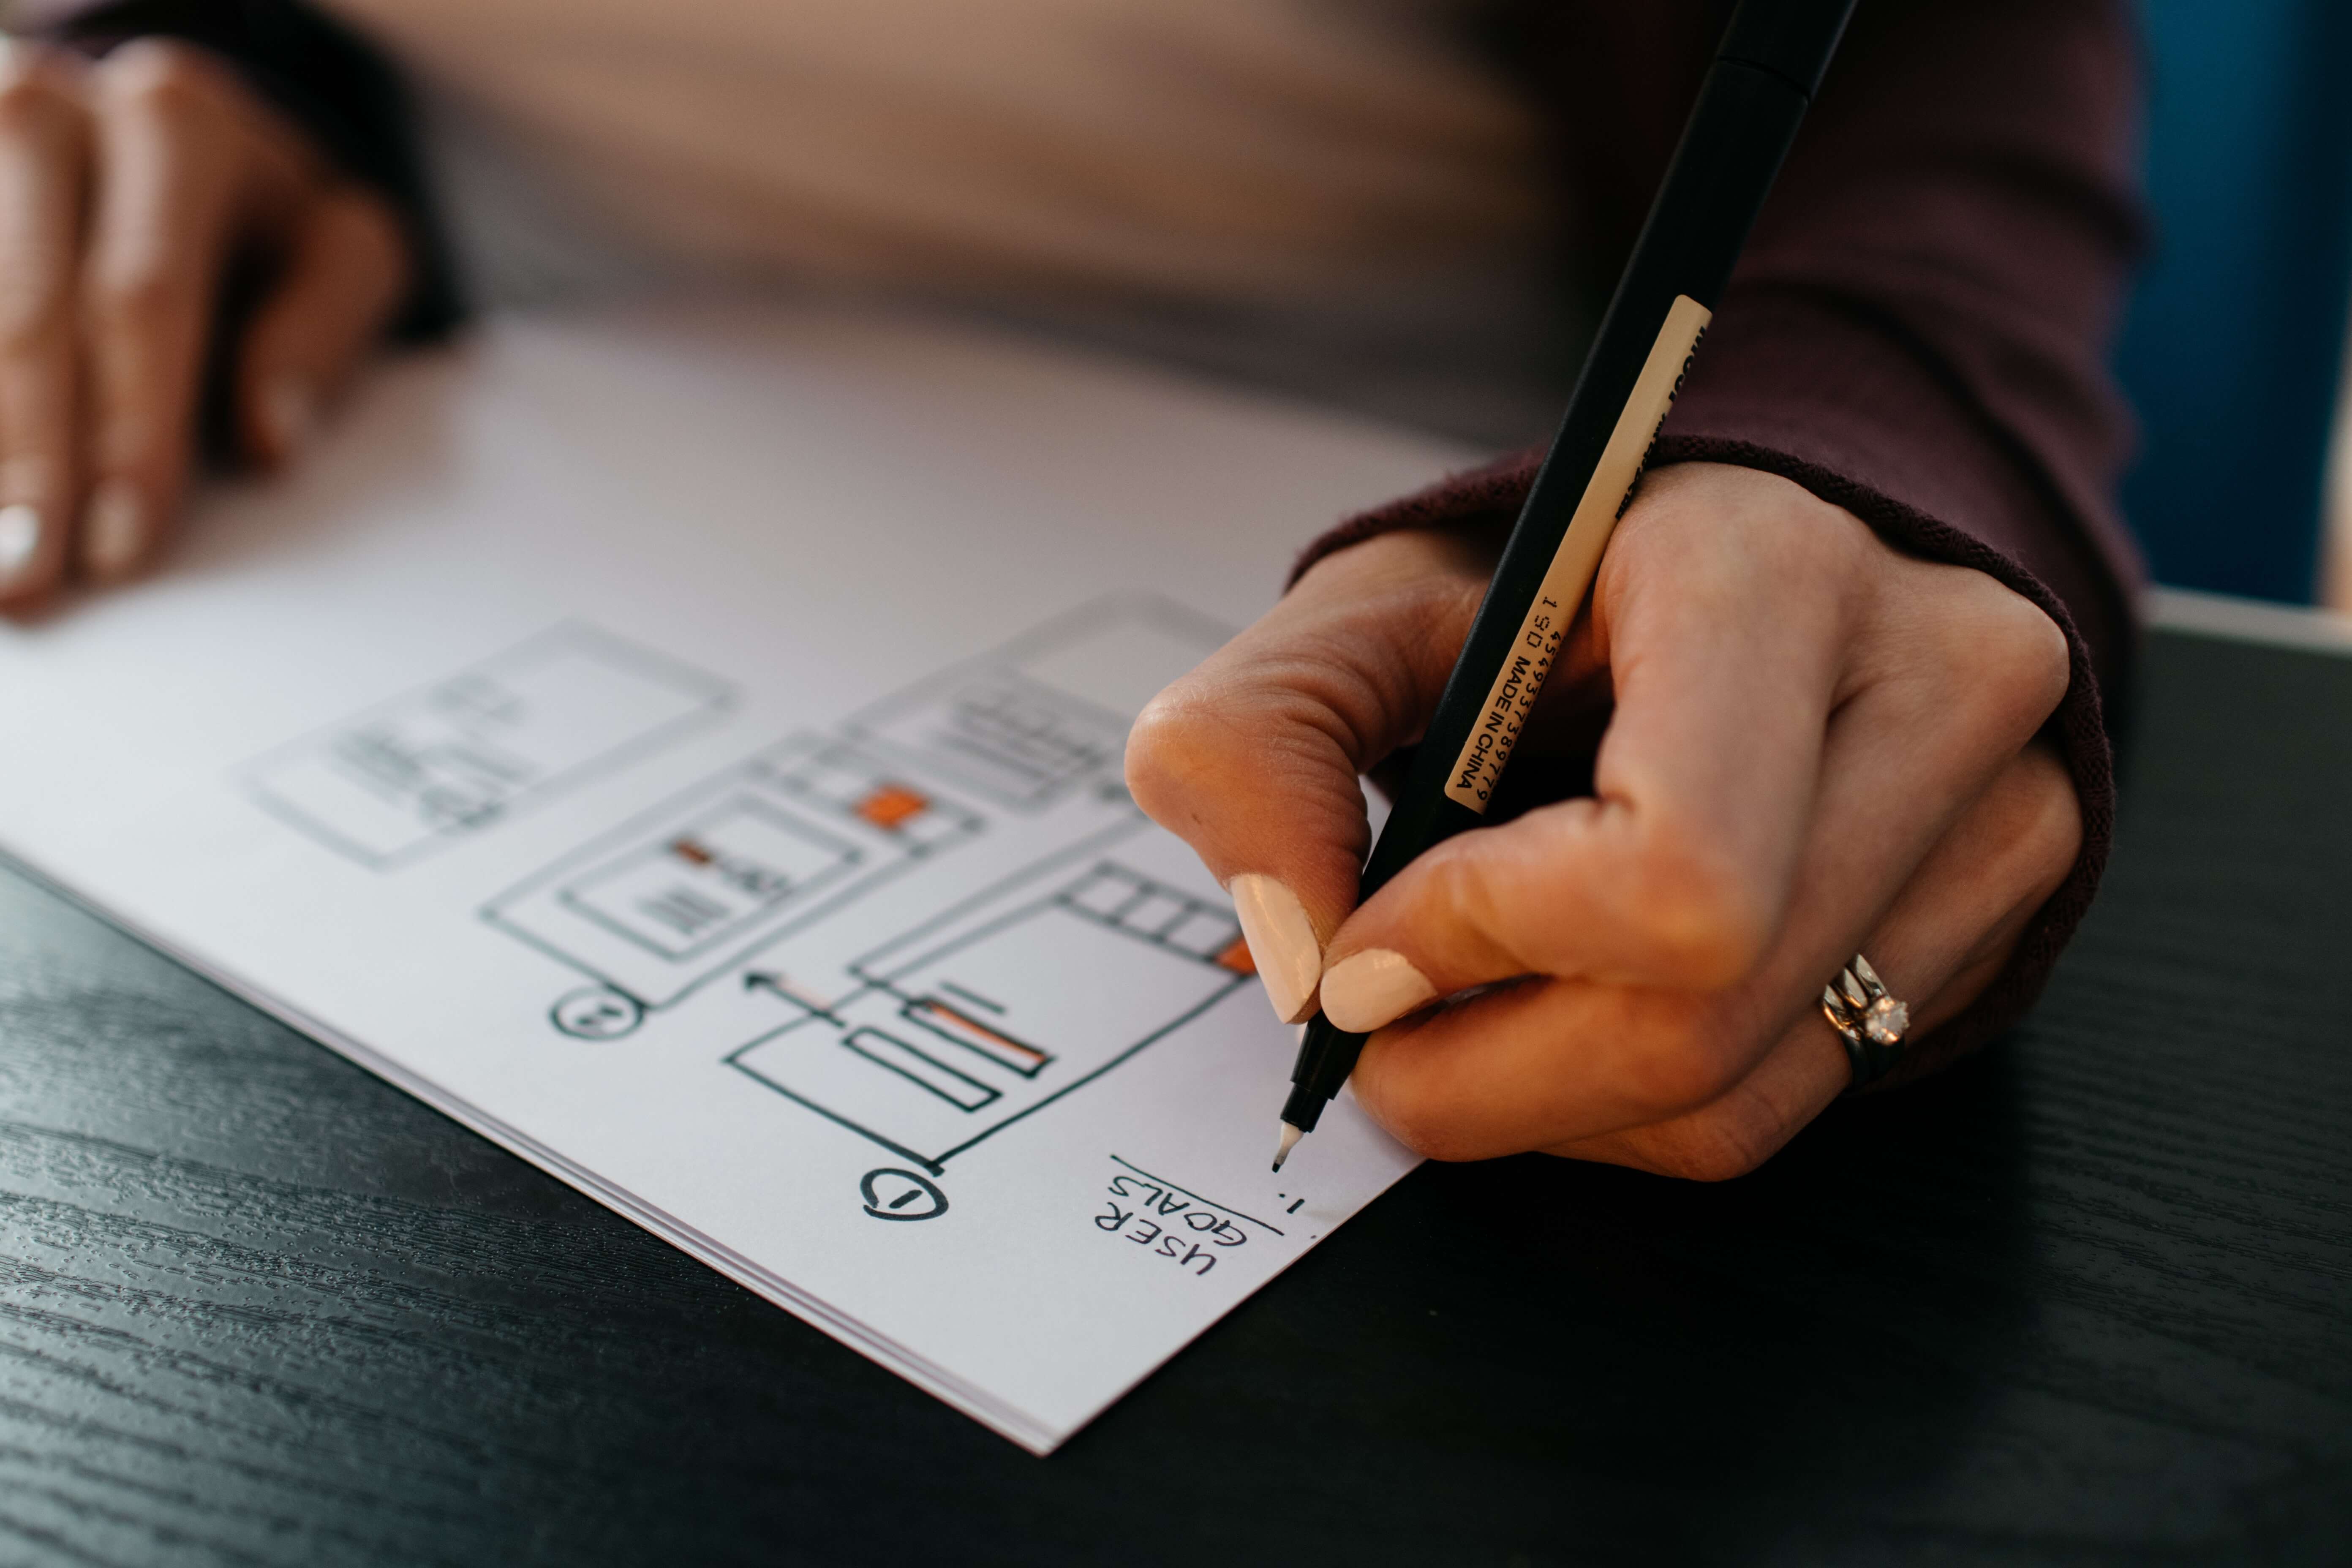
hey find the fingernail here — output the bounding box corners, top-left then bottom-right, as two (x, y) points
(261, 376), (317, 461)
(1228, 874), (1324, 1024)
(1319, 949), (1438, 1034)
(82, 480), (146, 579)
(0, 503), (39, 580)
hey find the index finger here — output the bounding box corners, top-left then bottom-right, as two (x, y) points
(79, 41), (310, 581)
(1124, 527), (1492, 1021)
(0, 48), (90, 604)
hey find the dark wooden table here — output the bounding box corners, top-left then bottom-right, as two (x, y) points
(0, 620), (2346, 1567)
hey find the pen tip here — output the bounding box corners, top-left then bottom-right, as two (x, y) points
(1271, 1121), (1302, 1172)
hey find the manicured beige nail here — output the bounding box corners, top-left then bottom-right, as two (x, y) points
(1319, 948), (1438, 1033)
(1228, 874), (1324, 1024)
(0, 503), (39, 581)
(82, 480), (146, 578)
(261, 375), (317, 460)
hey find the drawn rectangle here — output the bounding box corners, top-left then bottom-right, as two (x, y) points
(728, 859), (1249, 1171)
(841, 601), (1232, 814)
(482, 738), (985, 1009)
(555, 797), (861, 959)
(1160, 908), (1240, 959)
(838, 1027), (1000, 1111)
(245, 625), (732, 868)
(853, 675), (1121, 810)
(902, 997), (1051, 1076)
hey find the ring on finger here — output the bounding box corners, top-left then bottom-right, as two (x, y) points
(1821, 953), (1910, 1091)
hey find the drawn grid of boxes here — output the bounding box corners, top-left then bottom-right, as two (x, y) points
(475, 600), (1260, 1176)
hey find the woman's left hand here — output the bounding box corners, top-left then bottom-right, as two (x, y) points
(1124, 461), (2082, 1179)
(0, 40), (411, 607)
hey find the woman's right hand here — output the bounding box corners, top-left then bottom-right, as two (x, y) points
(0, 37), (411, 605)
(1125, 464), (2079, 1180)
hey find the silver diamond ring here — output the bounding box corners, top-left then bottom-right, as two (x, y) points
(1821, 953), (1909, 1091)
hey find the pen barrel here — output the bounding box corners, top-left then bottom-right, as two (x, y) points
(1284, 1013), (1371, 1135)
(1369, 56), (1817, 899)
(1284, 11), (1851, 1124)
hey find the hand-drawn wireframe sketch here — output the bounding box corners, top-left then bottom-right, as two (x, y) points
(245, 624), (734, 869)
(486, 735), (990, 1030)
(731, 854), (1255, 1176)
(480, 599), (1255, 1201)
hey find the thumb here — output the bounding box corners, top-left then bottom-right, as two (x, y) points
(1125, 527), (1491, 1022)
(234, 183), (409, 468)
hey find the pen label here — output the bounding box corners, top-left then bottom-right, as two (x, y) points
(1445, 294), (1712, 813)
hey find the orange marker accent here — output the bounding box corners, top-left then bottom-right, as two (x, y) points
(855, 784), (930, 831)
(915, 1000), (1049, 1069)
(1214, 936), (1258, 976)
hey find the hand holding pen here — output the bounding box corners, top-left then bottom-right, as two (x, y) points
(1129, 0), (2081, 1177)
(1125, 462), (2076, 1178)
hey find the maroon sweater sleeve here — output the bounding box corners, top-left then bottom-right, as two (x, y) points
(1298, 0), (2147, 1084)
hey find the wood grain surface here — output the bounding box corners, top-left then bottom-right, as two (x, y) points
(0, 626), (2345, 1567)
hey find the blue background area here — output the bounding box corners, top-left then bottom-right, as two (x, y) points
(2113, 0), (2352, 602)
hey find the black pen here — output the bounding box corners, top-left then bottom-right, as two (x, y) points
(1272, 0), (1859, 1171)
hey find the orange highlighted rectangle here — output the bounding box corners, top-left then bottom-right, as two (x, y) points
(906, 998), (1051, 1077)
(854, 783), (930, 831)
(1214, 936), (1257, 975)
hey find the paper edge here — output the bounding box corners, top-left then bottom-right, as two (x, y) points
(0, 841), (1070, 1453)
(0, 841), (1417, 1456)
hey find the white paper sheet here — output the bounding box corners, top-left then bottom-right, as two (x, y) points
(0, 302), (1475, 1451)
